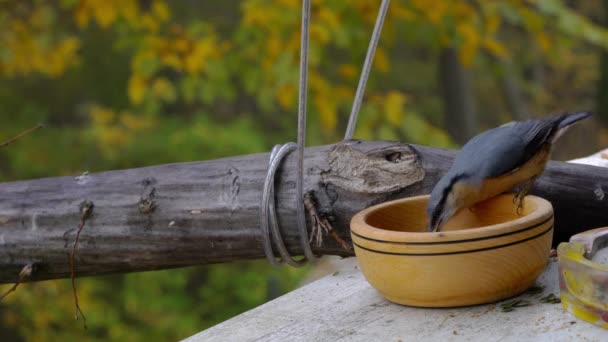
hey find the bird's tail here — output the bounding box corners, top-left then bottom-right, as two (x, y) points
(558, 111), (592, 129)
(550, 111), (591, 143)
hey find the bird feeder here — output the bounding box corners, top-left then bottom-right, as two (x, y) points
(350, 194), (553, 307)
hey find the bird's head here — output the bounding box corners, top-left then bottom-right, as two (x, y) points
(426, 174), (469, 232)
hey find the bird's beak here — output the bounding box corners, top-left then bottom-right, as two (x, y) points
(428, 215), (443, 233)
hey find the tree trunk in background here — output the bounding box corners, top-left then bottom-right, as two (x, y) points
(439, 47), (478, 144)
(597, 0), (608, 125)
(501, 59), (529, 121)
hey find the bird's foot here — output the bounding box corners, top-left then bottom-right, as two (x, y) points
(515, 196), (525, 215)
(513, 189), (529, 216)
(513, 178), (536, 216)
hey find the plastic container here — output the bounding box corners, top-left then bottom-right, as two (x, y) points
(557, 227), (608, 329)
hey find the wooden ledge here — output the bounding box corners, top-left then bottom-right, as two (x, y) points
(187, 258), (606, 341)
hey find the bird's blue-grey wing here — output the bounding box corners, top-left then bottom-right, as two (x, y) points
(449, 126), (529, 183)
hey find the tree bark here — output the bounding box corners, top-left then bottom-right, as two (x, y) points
(597, 0), (608, 125)
(0, 140), (607, 284)
(439, 47), (478, 144)
(500, 59), (529, 121)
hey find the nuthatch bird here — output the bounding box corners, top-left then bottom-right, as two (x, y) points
(427, 111), (591, 232)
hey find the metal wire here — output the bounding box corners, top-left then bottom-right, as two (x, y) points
(260, 143), (307, 267)
(344, 0), (391, 140)
(295, 0), (318, 263)
(259, 0), (316, 267)
(260, 0), (390, 266)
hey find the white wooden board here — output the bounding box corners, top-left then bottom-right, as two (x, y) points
(185, 258), (606, 341)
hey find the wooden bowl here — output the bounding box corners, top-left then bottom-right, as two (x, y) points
(350, 194), (553, 307)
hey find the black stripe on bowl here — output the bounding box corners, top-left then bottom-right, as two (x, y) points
(352, 225), (553, 256)
(351, 215), (552, 246)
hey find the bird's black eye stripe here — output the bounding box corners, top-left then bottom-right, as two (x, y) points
(433, 173), (467, 222)
(442, 173), (467, 200)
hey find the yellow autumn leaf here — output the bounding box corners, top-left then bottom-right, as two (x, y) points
(184, 37), (216, 74)
(99, 126), (130, 148)
(453, 2), (475, 17)
(29, 5), (50, 29)
(90, 105), (115, 125)
(335, 86), (353, 101)
(128, 75), (147, 104)
(459, 44), (476, 67)
(277, 83), (295, 109)
(374, 47), (390, 73)
(262, 57), (274, 72)
(536, 31), (552, 53)
(310, 24), (330, 45)
(242, 3), (276, 27)
(152, 0), (170, 23)
(152, 77), (176, 102)
(482, 38), (508, 58)
(139, 13), (160, 32)
(120, 112), (154, 131)
(457, 23), (479, 67)
(392, 3), (415, 20)
(421, 0), (448, 24)
(92, 0), (118, 28)
(309, 70), (330, 94)
(384, 91), (407, 126)
(61, 36), (81, 52)
(121, 0), (139, 26)
(41, 38), (79, 77)
(485, 14), (501, 35)
(266, 36), (282, 58)
(315, 96), (337, 132)
(184, 54), (203, 74)
(338, 64), (357, 79)
(174, 37), (190, 53)
(519, 6), (543, 32)
(276, 0), (299, 10)
(318, 8), (339, 29)
(74, 2), (90, 28)
(132, 50), (153, 73)
(160, 52), (182, 71)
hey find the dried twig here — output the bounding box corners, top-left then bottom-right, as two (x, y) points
(0, 264), (35, 301)
(303, 192), (352, 251)
(0, 124), (43, 148)
(70, 200), (94, 330)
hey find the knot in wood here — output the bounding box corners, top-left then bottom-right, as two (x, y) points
(138, 196), (156, 214)
(139, 179), (157, 214)
(79, 200), (94, 219)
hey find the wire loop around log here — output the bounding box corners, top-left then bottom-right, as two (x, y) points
(259, 0), (390, 266)
(260, 143), (308, 267)
(259, 0), (316, 267)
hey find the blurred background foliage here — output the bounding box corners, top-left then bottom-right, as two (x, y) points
(0, 0), (607, 340)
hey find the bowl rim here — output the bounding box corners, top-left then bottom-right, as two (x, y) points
(351, 194), (553, 243)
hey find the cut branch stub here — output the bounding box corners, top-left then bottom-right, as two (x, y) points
(322, 143), (425, 194)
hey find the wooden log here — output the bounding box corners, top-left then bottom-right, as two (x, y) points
(0, 140), (606, 283)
